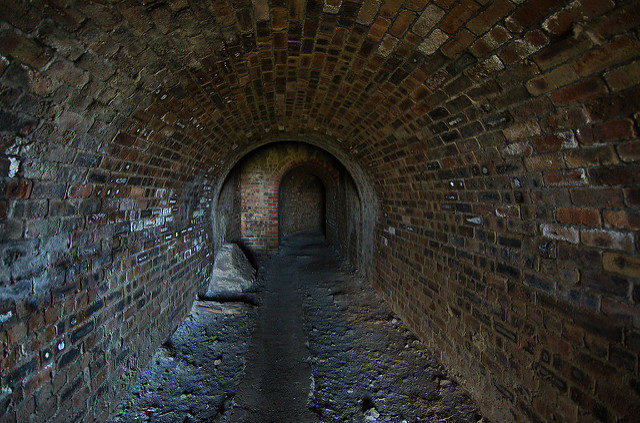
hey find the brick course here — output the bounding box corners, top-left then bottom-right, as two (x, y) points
(217, 143), (361, 259)
(0, 0), (639, 421)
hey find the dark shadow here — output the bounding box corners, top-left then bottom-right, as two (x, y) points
(278, 168), (327, 244)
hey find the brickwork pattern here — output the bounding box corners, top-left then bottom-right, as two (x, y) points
(214, 167), (242, 252)
(279, 169), (326, 237)
(230, 143), (345, 252)
(0, 0), (639, 421)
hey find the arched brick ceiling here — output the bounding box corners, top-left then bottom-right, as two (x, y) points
(2, 1), (640, 420)
(5, 0), (636, 182)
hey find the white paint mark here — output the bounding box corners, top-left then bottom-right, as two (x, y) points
(8, 157), (19, 177)
(0, 310), (13, 324)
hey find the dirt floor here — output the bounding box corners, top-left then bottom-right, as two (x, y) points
(109, 232), (484, 423)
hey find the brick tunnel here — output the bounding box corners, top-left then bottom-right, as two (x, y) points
(0, 0), (639, 421)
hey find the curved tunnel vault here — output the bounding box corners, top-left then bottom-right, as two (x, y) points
(0, 0), (639, 421)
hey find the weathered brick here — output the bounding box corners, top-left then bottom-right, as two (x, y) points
(0, 30), (51, 69)
(441, 28), (475, 58)
(390, 10), (417, 37)
(412, 4), (445, 37)
(526, 64), (579, 96)
(572, 36), (640, 78)
(603, 210), (640, 230)
(580, 228), (635, 251)
(557, 207), (601, 226)
(603, 252), (640, 278)
(418, 29), (448, 56)
(357, 0), (381, 25)
(440, 0), (481, 34)
(524, 152), (565, 170)
(576, 119), (636, 146)
(549, 77), (609, 106)
(467, 0), (514, 35)
(564, 145), (618, 168)
(45, 60), (89, 88)
(0, 2), (637, 423)
(540, 223), (579, 244)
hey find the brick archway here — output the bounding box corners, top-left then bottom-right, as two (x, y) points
(275, 160), (338, 243)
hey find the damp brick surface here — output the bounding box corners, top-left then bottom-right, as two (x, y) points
(0, 0), (638, 421)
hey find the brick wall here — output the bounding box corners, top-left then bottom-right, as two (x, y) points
(0, 120), (214, 420)
(218, 142), (361, 258)
(279, 168), (326, 237)
(1, 0), (639, 421)
(0, 6), (218, 419)
(214, 167), (242, 252)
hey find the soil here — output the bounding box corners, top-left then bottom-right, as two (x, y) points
(109, 232), (485, 423)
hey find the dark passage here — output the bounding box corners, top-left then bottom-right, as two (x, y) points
(278, 168), (326, 238)
(110, 233), (483, 422)
(228, 233), (320, 422)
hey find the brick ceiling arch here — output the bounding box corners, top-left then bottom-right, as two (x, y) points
(210, 135), (375, 206)
(276, 158), (339, 189)
(3, 0), (636, 189)
(1, 0), (640, 421)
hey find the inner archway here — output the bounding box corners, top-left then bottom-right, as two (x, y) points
(278, 168), (326, 240)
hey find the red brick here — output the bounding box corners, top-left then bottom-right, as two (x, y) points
(549, 77), (609, 106)
(571, 188), (625, 208)
(544, 168), (588, 186)
(564, 145), (618, 168)
(576, 119), (636, 146)
(588, 165), (640, 186)
(441, 28), (475, 58)
(572, 36), (640, 78)
(580, 228), (635, 251)
(0, 3), (638, 423)
(466, 0), (514, 35)
(556, 207), (601, 226)
(368, 16), (391, 42)
(603, 210), (640, 230)
(67, 185), (93, 199)
(390, 10), (417, 37)
(440, 0), (481, 34)
(531, 132), (576, 152)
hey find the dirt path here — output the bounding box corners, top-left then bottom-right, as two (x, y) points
(228, 236), (320, 422)
(109, 232), (484, 422)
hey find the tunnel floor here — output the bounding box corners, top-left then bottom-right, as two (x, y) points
(109, 233), (485, 422)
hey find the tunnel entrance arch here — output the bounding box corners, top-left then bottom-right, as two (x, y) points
(276, 161), (338, 244)
(211, 135), (378, 278)
(212, 140), (374, 273)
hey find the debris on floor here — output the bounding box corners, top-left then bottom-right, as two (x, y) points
(109, 233), (484, 422)
(201, 243), (256, 299)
